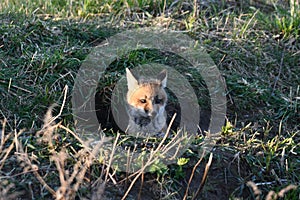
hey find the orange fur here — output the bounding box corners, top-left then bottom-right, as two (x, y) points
(126, 68), (167, 136)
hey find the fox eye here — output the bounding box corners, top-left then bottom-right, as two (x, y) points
(154, 96), (163, 104)
(140, 99), (146, 104)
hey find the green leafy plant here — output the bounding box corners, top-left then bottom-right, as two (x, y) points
(273, 0), (300, 37)
(173, 157), (189, 179)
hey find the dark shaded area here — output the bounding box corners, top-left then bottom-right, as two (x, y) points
(95, 48), (212, 134)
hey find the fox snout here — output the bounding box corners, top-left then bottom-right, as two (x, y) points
(144, 106), (158, 118)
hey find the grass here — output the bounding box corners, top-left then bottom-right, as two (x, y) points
(0, 0), (299, 199)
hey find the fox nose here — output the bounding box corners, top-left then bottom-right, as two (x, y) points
(144, 108), (157, 118)
(149, 111), (157, 118)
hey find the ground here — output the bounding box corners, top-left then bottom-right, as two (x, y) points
(0, 0), (299, 199)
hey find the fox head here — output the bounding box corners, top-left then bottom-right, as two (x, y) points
(126, 68), (167, 122)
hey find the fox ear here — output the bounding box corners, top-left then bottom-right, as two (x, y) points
(126, 68), (139, 91)
(157, 69), (167, 88)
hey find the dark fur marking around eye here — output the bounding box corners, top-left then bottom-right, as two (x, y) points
(154, 95), (163, 104)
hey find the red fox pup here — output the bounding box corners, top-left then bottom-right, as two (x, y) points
(126, 68), (168, 136)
